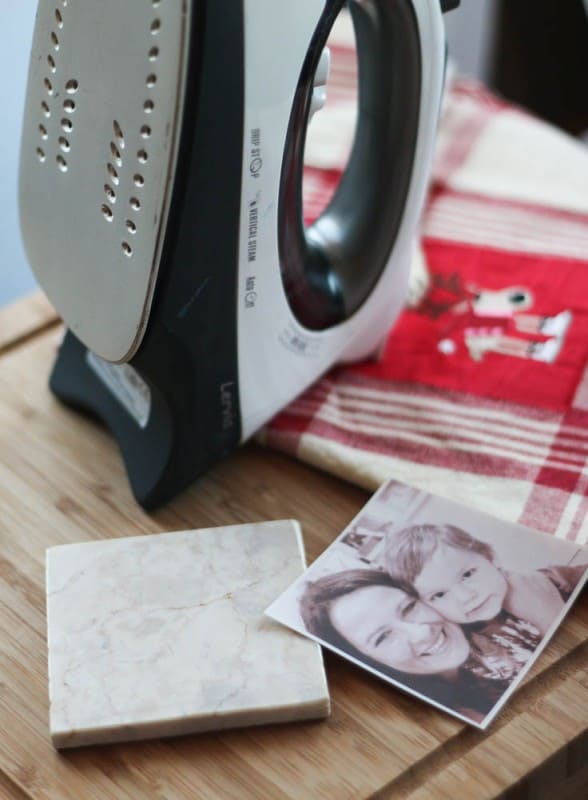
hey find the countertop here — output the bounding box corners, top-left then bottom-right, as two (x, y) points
(0, 292), (586, 800)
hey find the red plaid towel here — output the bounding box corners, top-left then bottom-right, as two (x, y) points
(261, 30), (588, 545)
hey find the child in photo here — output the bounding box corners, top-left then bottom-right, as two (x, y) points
(384, 524), (585, 648)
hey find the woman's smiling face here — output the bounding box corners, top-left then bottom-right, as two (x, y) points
(328, 584), (470, 675)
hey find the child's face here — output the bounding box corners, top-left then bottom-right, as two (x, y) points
(413, 543), (508, 624)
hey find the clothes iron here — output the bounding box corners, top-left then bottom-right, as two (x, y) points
(19, 0), (456, 508)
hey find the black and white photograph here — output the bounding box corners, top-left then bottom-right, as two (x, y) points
(266, 480), (588, 729)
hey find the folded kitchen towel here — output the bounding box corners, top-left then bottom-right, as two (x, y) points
(261, 39), (588, 545)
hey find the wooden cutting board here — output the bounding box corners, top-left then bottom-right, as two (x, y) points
(0, 292), (586, 800)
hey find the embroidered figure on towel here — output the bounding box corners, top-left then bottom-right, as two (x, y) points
(416, 272), (573, 364)
(457, 288), (572, 363)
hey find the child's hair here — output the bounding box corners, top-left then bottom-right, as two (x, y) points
(384, 524), (495, 585)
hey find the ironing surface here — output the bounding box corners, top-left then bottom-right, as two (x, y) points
(264, 38), (588, 545)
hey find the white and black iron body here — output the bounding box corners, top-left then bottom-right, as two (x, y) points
(20, 0), (455, 508)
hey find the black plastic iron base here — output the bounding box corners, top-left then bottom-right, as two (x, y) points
(50, 331), (236, 510)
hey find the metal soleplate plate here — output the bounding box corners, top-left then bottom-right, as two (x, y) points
(19, 0), (190, 361)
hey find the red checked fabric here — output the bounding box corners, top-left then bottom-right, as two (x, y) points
(260, 31), (588, 545)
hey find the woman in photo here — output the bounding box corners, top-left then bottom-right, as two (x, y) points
(299, 568), (523, 723)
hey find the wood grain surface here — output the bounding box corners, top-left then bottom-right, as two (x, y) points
(0, 291), (58, 355)
(0, 296), (586, 800)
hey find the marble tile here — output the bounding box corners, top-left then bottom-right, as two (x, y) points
(46, 520), (330, 748)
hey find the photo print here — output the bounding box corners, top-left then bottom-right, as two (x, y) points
(266, 480), (588, 729)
